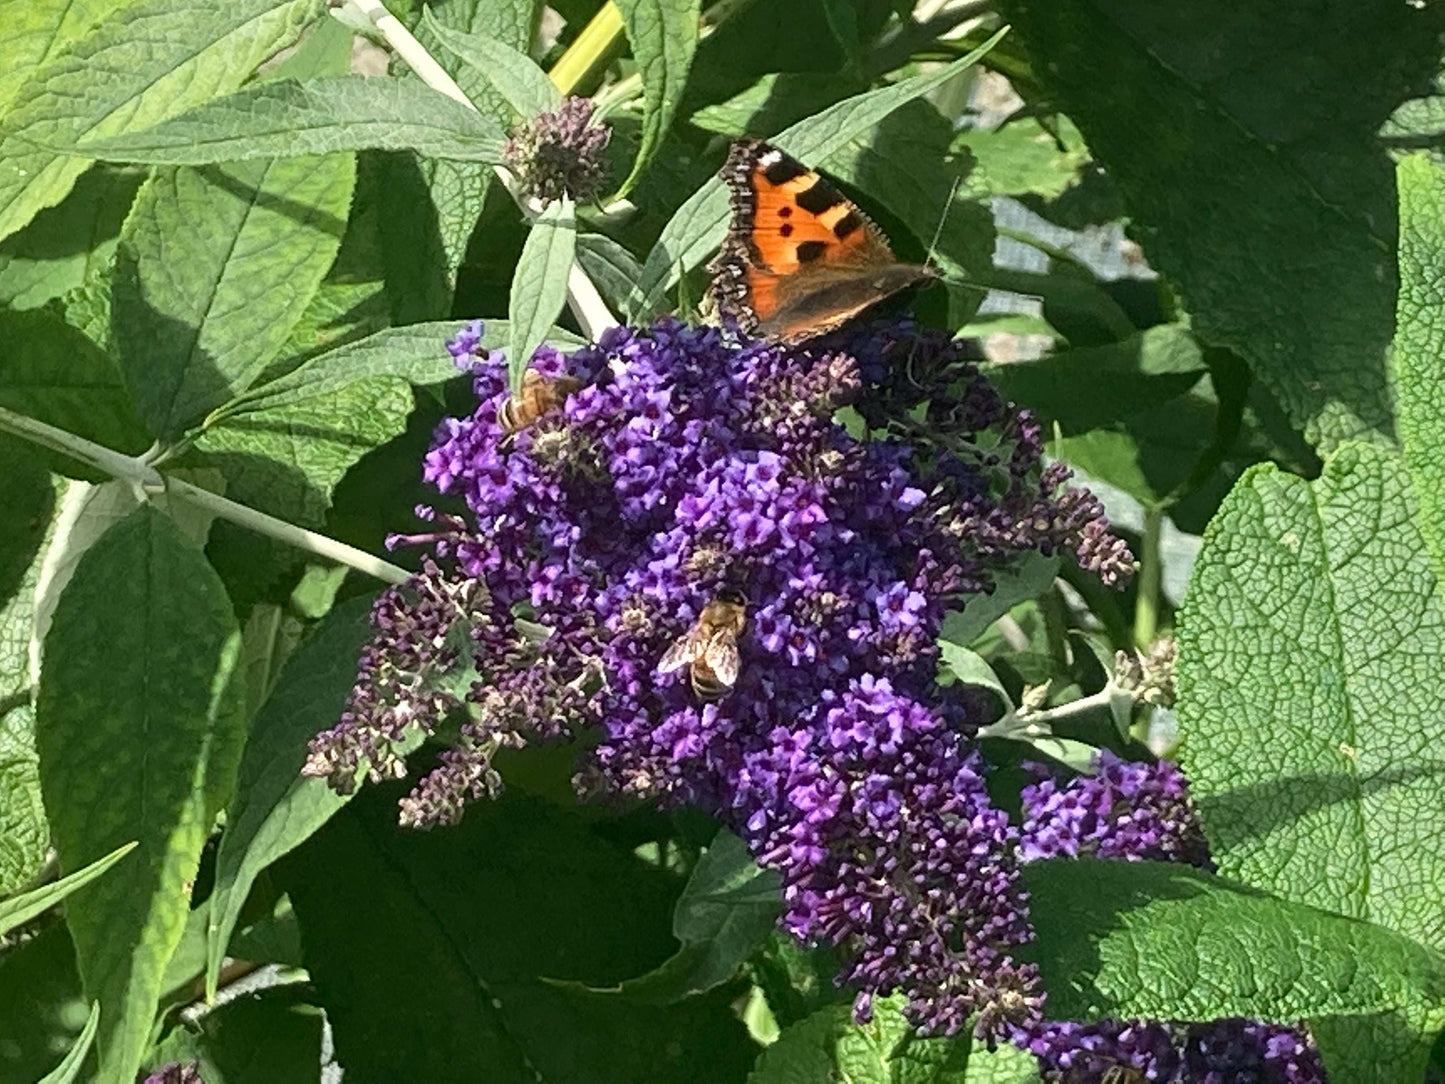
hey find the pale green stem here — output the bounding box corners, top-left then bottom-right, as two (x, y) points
(0, 406), (410, 586)
(975, 684), (1119, 742)
(1134, 507), (1164, 649)
(344, 0), (618, 340)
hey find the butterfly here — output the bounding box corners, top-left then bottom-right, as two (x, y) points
(708, 139), (936, 344)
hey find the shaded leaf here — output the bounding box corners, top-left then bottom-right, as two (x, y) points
(36, 506), (246, 1082)
(36, 1001), (100, 1084)
(508, 197), (577, 392)
(1001, 0), (1442, 450)
(0, 0), (321, 243)
(281, 789), (758, 1082)
(206, 595), (377, 997)
(147, 983), (324, 1084)
(79, 76), (507, 165)
(0, 841), (136, 936)
(112, 153), (355, 439)
(575, 231), (644, 316)
(1025, 858), (1445, 1084)
(1176, 444), (1445, 953)
(613, 0), (702, 198)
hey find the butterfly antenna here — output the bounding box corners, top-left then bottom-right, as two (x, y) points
(922, 171), (964, 273)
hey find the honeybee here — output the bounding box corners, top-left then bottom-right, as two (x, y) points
(499, 369), (581, 433)
(657, 587), (747, 699)
(1099, 1067), (1144, 1084)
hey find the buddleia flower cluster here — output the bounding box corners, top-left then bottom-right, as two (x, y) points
(305, 316), (1134, 1036)
(1015, 753), (1328, 1082)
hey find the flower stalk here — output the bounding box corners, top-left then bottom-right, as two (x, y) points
(0, 405), (410, 585)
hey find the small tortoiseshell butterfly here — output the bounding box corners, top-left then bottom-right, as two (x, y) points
(708, 139), (936, 344)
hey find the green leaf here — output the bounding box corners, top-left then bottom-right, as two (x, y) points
(0, 164), (142, 311)
(0, 921), (89, 1080)
(36, 1000), (100, 1084)
(422, 9), (561, 120)
(628, 28), (1008, 319)
(222, 320), (585, 419)
(112, 153), (356, 439)
(1000, 0), (1436, 451)
(613, 0), (702, 199)
(0, 0), (114, 114)
(575, 231), (645, 316)
(1393, 153), (1445, 589)
(963, 1041), (1042, 1084)
(36, 506), (246, 1083)
(0, 0), (322, 244)
(562, 830), (780, 1003)
(940, 551), (1059, 648)
(281, 789), (759, 1082)
(206, 594), (376, 997)
(1025, 858), (1445, 1083)
(0, 454), (60, 894)
(146, 984), (323, 1084)
(0, 309), (152, 471)
(78, 75), (508, 165)
(1176, 444), (1445, 952)
(955, 115), (1090, 200)
(937, 642), (1010, 713)
(0, 841), (137, 936)
(194, 374), (415, 526)
(747, 998), (969, 1084)
(508, 198), (578, 392)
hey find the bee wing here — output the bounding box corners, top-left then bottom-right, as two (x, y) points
(702, 634), (740, 688)
(657, 630), (705, 674)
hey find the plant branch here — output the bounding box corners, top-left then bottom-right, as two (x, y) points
(976, 684), (1118, 741)
(0, 406), (411, 586)
(344, 0), (618, 340)
(1134, 507), (1163, 648)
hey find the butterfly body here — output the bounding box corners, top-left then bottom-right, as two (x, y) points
(709, 140), (935, 343)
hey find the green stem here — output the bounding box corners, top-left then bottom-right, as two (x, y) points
(548, 3), (627, 97)
(0, 406), (410, 586)
(1134, 507), (1164, 648)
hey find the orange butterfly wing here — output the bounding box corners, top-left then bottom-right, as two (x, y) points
(709, 140), (933, 343)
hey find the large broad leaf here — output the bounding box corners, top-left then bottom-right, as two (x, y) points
(206, 594), (377, 996)
(280, 788), (758, 1083)
(613, 0), (702, 199)
(112, 153), (356, 440)
(36, 506), (247, 1083)
(0, 0), (114, 114)
(560, 830), (781, 1003)
(1025, 859), (1445, 1084)
(508, 197), (577, 392)
(1001, 0), (1442, 451)
(0, 0), (321, 244)
(0, 164), (142, 311)
(1176, 444), (1445, 953)
(0, 309), (152, 471)
(77, 76), (508, 164)
(0, 452), (61, 894)
(1393, 153), (1445, 589)
(746, 998), (970, 1083)
(628, 29), (1007, 319)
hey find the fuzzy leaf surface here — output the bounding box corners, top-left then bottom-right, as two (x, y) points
(35, 506), (246, 1083)
(1001, 0), (1442, 450)
(112, 153), (355, 439)
(614, 0), (702, 198)
(79, 76), (508, 164)
(0, 0), (320, 243)
(1176, 444), (1445, 952)
(508, 197), (577, 392)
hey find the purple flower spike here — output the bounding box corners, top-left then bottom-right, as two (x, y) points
(312, 316), (1135, 1037)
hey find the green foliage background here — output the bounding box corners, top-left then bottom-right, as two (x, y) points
(0, 1), (1443, 1081)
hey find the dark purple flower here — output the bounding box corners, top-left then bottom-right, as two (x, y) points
(505, 96), (611, 204)
(309, 316), (1134, 1035)
(1018, 750), (1212, 869)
